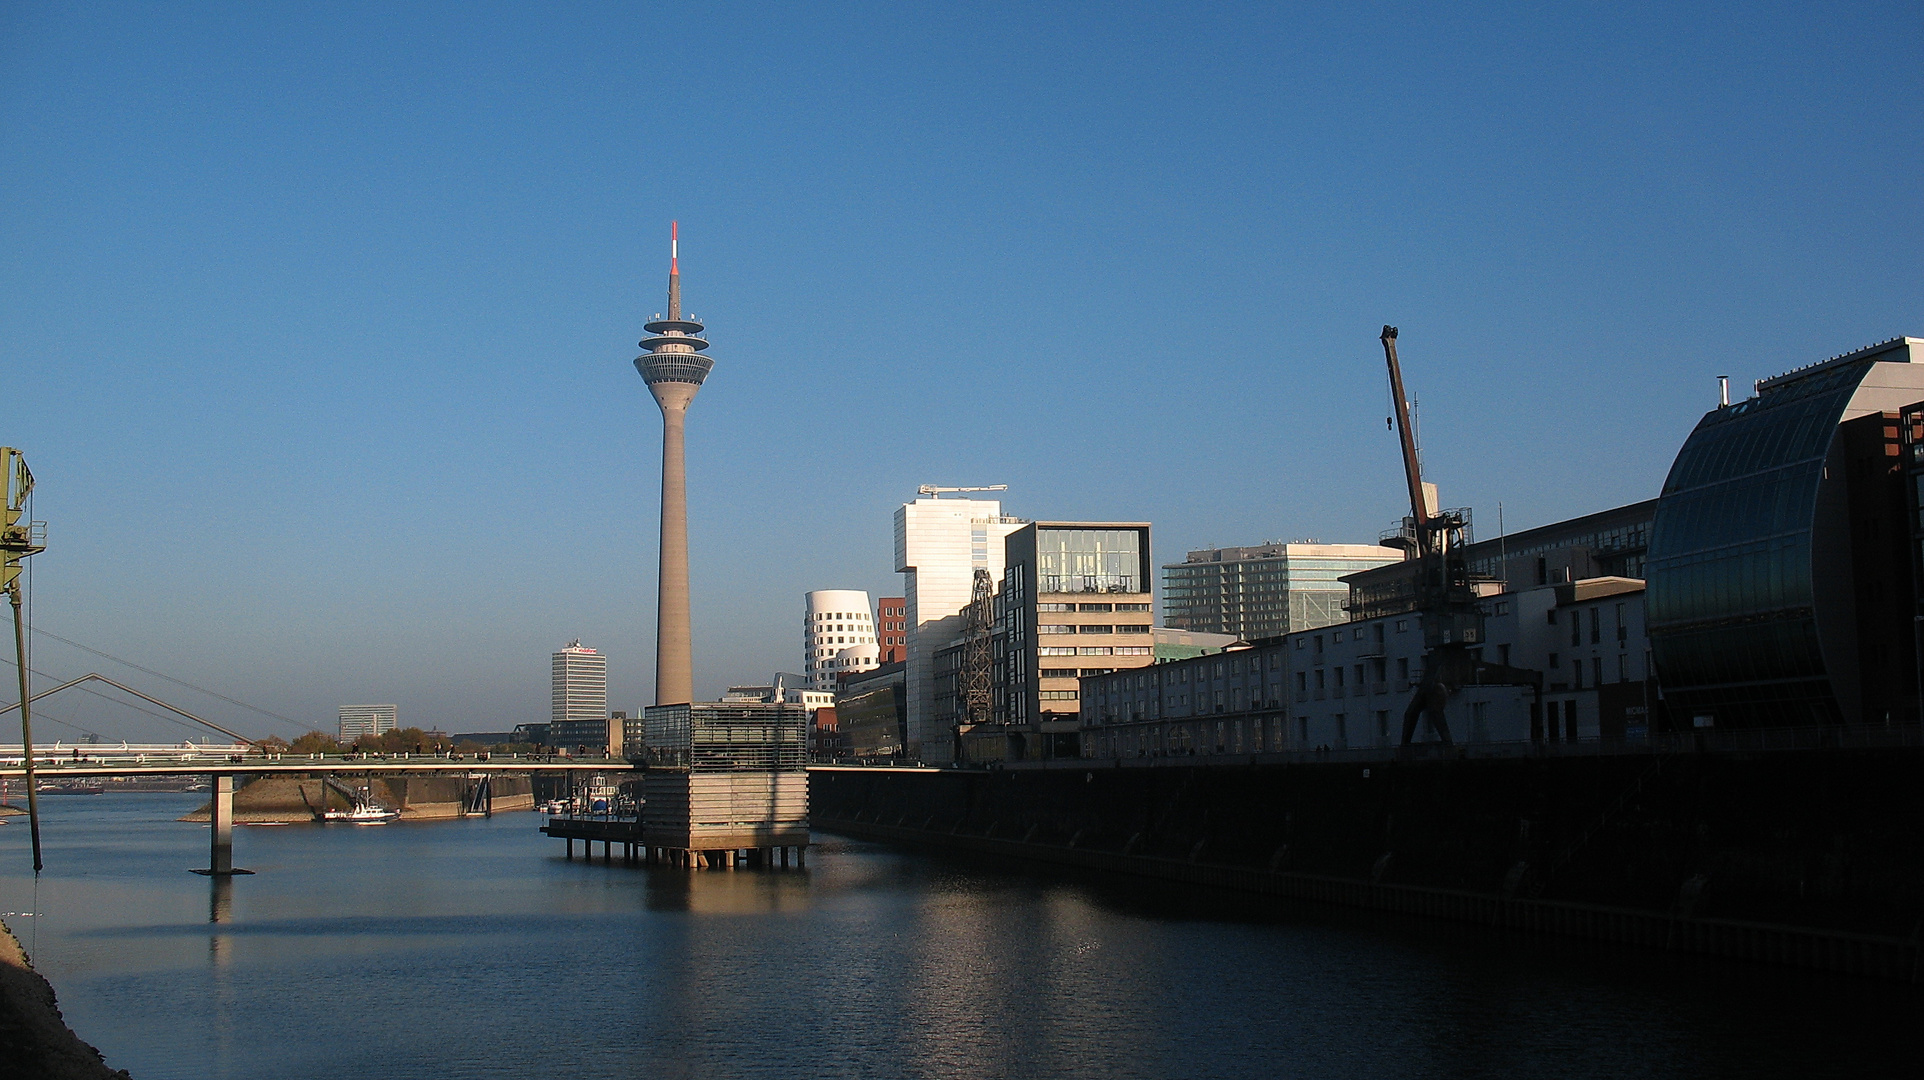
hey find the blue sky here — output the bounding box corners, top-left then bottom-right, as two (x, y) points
(4, 2), (1920, 739)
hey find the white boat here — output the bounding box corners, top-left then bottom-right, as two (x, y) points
(322, 804), (400, 824)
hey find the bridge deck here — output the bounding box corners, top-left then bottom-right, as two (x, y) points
(0, 757), (637, 779)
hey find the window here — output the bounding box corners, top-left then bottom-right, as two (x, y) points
(1315, 669), (1326, 690)
(1078, 647), (1114, 656)
(1078, 603), (1113, 612)
(1296, 672), (1307, 693)
(1295, 638), (1305, 650)
(1333, 667), (1344, 688)
(1115, 646), (1152, 655)
(1547, 609), (1558, 625)
(1592, 657), (1603, 687)
(1114, 603), (1150, 611)
(1077, 625), (1114, 634)
(1037, 625), (1076, 635)
(1571, 616), (1581, 647)
(1549, 652), (1560, 669)
(1038, 603), (1074, 612)
(1354, 664), (1365, 686)
(1397, 658), (1409, 681)
(1396, 620), (1409, 633)
(1314, 635), (1325, 654)
(1498, 643), (1511, 665)
(1494, 601), (1509, 616)
(1618, 654), (1628, 682)
(1117, 624), (1149, 634)
(1333, 630), (1344, 643)
(1039, 690), (1080, 700)
(1590, 607), (1601, 644)
(1039, 646), (1077, 656)
(1041, 668), (1077, 678)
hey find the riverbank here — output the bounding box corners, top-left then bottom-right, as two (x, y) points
(177, 774), (535, 822)
(0, 919), (129, 1079)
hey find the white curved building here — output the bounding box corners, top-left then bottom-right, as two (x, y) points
(804, 590), (879, 689)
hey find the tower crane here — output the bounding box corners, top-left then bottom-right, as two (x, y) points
(1378, 329), (1541, 746)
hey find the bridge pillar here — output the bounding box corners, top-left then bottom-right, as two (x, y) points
(212, 775), (233, 874)
(192, 775), (251, 876)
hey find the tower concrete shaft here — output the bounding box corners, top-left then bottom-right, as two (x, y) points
(635, 222), (714, 705)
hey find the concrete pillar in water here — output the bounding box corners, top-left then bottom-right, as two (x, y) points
(211, 775), (233, 875)
(192, 774), (251, 876)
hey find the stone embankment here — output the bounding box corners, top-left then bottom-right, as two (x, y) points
(180, 774), (534, 822)
(0, 918), (129, 1079)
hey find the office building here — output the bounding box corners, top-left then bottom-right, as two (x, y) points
(894, 491), (1026, 757)
(836, 661), (907, 760)
(803, 590), (880, 689)
(633, 222), (714, 706)
(986, 521), (1154, 760)
(1647, 336), (1924, 728)
(875, 596), (907, 663)
(1344, 500), (1657, 623)
(337, 704), (397, 742)
(552, 640), (608, 724)
(1080, 572), (1653, 758)
(1163, 543), (1398, 640)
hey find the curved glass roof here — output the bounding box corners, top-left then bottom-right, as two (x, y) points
(1647, 357), (1888, 726)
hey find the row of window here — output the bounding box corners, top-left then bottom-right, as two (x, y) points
(1037, 646), (1154, 656)
(1036, 602), (1150, 612)
(1035, 624), (1151, 635)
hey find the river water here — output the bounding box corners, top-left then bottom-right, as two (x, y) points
(0, 794), (1915, 1079)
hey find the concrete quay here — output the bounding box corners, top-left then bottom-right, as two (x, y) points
(809, 751), (1924, 982)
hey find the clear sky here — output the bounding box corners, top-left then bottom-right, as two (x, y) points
(4, 2), (1920, 740)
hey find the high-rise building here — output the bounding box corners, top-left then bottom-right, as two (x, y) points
(1163, 543), (1400, 640)
(993, 521), (1155, 759)
(875, 596), (907, 663)
(634, 222), (713, 706)
(338, 704), (397, 742)
(803, 590), (880, 689)
(894, 491), (1026, 757)
(552, 640), (608, 728)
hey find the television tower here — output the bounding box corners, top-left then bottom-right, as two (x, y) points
(635, 222), (713, 705)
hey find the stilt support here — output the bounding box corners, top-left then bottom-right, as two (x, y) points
(191, 774), (254, 876)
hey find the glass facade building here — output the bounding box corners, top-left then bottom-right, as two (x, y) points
(1164, 544), (1398, 640)
(1646, 337), (1924, 727)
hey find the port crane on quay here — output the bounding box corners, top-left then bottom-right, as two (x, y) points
(1377, 327), (1543, 745)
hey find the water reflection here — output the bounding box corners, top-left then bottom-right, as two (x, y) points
(0, 798), (1915, 1080)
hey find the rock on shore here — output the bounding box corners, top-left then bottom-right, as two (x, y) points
(0, 918), (129, 1079)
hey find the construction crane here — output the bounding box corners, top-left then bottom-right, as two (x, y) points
(1378, 329), (1541, 746)
(917, 484), (1008, 497)
(953, 568), (997, 763)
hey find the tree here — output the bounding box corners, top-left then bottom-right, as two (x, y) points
(288, 730), (340, 755)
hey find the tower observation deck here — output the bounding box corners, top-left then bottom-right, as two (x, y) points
(635, 222), (712, 706)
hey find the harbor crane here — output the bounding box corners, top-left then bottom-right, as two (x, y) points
(1377, 329), (1542, 746)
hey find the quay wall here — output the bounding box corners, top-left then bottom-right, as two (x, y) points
(809, 750), (1924, 980)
